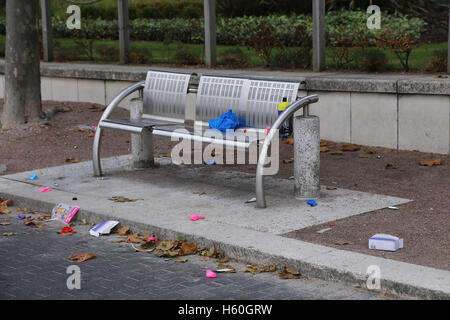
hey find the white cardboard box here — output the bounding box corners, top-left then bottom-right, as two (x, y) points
(369, 234), (404, 252)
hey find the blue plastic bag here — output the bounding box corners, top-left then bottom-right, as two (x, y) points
(209, 109), (239, 133)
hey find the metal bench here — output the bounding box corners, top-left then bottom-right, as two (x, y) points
(92, 69), (319, 208)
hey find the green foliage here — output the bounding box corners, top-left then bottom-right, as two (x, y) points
(162, 4), (182, 19)
(183, 6), (201, 19)
(141, 7), (161, 19)
(268, 47), (311, 70)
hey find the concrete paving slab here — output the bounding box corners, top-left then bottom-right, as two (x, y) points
(3, 156), (410, 235)
(1, 156), (448, 299)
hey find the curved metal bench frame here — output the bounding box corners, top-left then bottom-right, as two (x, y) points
(93, 82), (319, 208)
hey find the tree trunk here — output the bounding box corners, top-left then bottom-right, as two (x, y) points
(1, 0), (42, 128)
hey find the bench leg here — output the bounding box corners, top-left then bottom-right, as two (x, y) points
(93, 126), (103, 177)
(130, 97), (154, 168)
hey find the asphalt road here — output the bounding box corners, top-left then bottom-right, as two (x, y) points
(0, 213), (387, 301)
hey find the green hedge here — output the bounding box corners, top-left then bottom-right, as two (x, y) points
(0, 11), (426, 47)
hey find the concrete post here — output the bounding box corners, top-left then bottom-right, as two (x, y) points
(312, 0), (325, 72)
(293, 115), (320, 199)
(204, 0), (216, 67)
(118, 0), (130, 64)
(40, 0), (53, 62)
(130, 98), (154, 168)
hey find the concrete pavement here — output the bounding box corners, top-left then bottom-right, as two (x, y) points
(0, 156), (448, 299)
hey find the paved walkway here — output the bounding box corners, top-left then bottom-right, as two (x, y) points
(0, 216), (385, 300)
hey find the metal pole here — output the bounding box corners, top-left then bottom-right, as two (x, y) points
(118, 0), (130, 63)
(40, 0), (53, 61)
(204, 0), (216, 67)
(312, 0), (325, 72)
(448, 0), (450, 73)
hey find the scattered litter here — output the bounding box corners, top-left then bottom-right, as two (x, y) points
(39, 187), (51, 193)
(130, 243), (155, 252)
(418, 158), (442, 167)
(388, 206), (399, 210)
(50, 203), (79, 224)
(317, 227), (332, 234)
(77, 125), (97, 132)
(108, 196), (139, 202)
(147, 236), (159, 244)
(205, 270), (217, 278)
(216, 263), (235, 273)
(306, 199), (317, 207)
(72, 197), (77, 201)
(89, 220), (119, 237)
(57, 226), (77, 236)
(369, 234), (403, 252)
(243, 264), (276, 274)
(376, 155), (381, 159)
(68, 253), (95, 263)
(328, 222), (336, 227)
(203, 160), (216, 165)
(17, 215), (31, 220)
(208, 109), (240, 133)
(0, 199), (12, 214)
(245, 197), (256, 204)
(265, 127), (271, 135)
(288, 176), (294, 180)
(53, 183), (59, 187)
(173, 257), (188, 263)
(0, 222), (10, 226)
(3, 232), (13, 236)
(29, 174), (39, 180)
(193, 191), (205, 196)
(326, 185), (337, 190)
(189, 214), (205, 221)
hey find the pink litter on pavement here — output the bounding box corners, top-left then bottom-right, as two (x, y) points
(40, 187), (51, 192)
(189, 214), (205, 221)
(206, 270), (216, 278)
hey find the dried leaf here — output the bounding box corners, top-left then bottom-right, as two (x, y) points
(200, 257), (209, 261)
(320, 147), (329, 153)
(385, 163), (400, 169)
(0, 203), (10, 214)
(320, 140), (327, 147)
(68, 253), (95, 263)
(330, 150), (344, 156)
(116, 226), (130, 235)
(37, 214), (51, 221)
(283, 157), (294, 164)
(108, 196), (138, 202)
(283, 137), (294, 145)
(328, 222), (336, 227)
(23, 218), (43, 228)
(278, 264), (301, 279)
(3, 232), (13, 236)
(334, 241), (352, 246)
(0, 222), (10, 226)
(340, 144), (360, 152)
(193, 191), (205, 196)
(65, 158), (79, 163)
(418, 159), (442, 167)
(326, 186), (337, 190)
(206, 245), (216, 257)
(179, 242), (198, 256)
(218, 256), (230, 263)
(123, 233), (143, 244)
(173, 257), (188, 263)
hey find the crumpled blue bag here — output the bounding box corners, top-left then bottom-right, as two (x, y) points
(209, 109), (240, 133)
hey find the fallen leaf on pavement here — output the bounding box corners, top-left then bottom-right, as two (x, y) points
(330, 150), (344, 156)
(179, 242), (198, 256)
(37, 214), (51, 221)
(283, 157), (294, 164)
(116, 226), (130, 235)
(88, 105), (106, 112)
(193, 191), (205, 196)
(278, 264), (301, 279)
(334, 241), (352, 246)
(23, 218), (43, 228)
(108, 196), (139, 202)
(173, 257), (188, 263)
(385, 163), (400, 169)
(283, 137), (294, 145)
(3, 232), (13, 236)
(340, 144), (360, 152)
(328, 222), (336, 227)
(65, 158), (79, 163)
(326, 186), (337, 190)
(320, 147), (329, 153)
(0, 222), (10, 226)
(418, 158), (442, 167)
(68, 253), (95, 263)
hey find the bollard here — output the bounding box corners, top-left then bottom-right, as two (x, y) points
(130, 97), (154, 168)
(293, 115), (320, 199)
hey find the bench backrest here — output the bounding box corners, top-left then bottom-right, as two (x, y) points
(195, 75), (300, 129)
(143, 70), (193, 120)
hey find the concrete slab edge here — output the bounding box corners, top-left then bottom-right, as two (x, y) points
(1, 182), (448, 300)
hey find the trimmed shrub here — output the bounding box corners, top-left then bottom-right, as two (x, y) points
(219, 47), (250, 68)
(183, 6), (201, 19)
(355, 48), (388, 72)
(141, 7), (161, 19)
(172, 44), (201, 65)
(162, 4), (182, 19)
